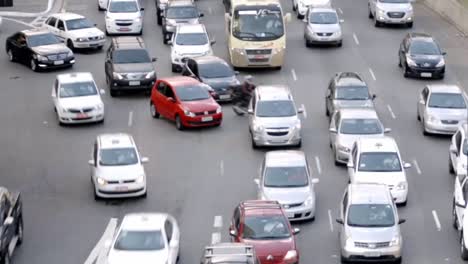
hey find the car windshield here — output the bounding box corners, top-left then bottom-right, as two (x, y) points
(175, 33), (208, 45)
(199, 62), (234, 78)
(347, 204), (395, 227)
(379, 0), (409, 3)
(99, 148), (138, 166)
(409, 40), (441, 55)
(59, 81), (98, 98)
(256, 100), (296, 117)
(114, 230), (165, 251)
(113, 49), (151, 64)
(232, 7), (284, 41)
(340, 119), (383, 135)
(65, 18), (94, 30)
(428, 93), (466, 109)
(358, 152), (402, 172)
(309, 12), (338, 24)
(243, 215), (290, 239)
(27, 33), (60, 47)
(335, 86), (369, 100)
(108, 1), (138, 12)
(166, 6), (199, 19)
(175, 85), (210, 101)
(463, 139), (468, 155)
(264, 166), (308, 187)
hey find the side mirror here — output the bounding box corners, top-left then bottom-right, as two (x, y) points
(302, 18), (307, 23)
(329, 128), (337, 133)
(398, 219), (406, 224)
(199, 13), (204, 17)
(347, 163), (354, 169)
(229, 229), (237, 237)
(384, 128), (391, 133)
(372, 94), (377, 100)
(151, 57), (157, 62)
(442, 51), (447, 56)
(88, 160), (95, 166)
(100, 89), (106, 94)
(254, 178), (260, 185)
(3, 217), (13, 226)
(336, 218), (344, 225)
(167, 40), (173, 45)
(210, 39), (216, 45)
(403, 163), (412, 169)
(419, 99), (425, 105)
(297, 107), (304, 114)
(140, 7), (145, 11)
(167, 97), (175, 103)
(284, 13), (292, 23)
(292, 227), (300, 235)
(456, 201), (467, 208)
(311, 178), (319, 184)
(339, 19), (344, 23)
(247, 109), (254, 115)
(234, 71), (240, 75)
(450, 145), (458, 155)
(141, 157), (149, 163)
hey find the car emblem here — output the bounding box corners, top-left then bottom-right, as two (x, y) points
(423, 62), (430, 67)
(266, 255), (274, 260)
(368, 243), (376, 249)
(204, 111), (208, 115)
(283, 204), (290, 209)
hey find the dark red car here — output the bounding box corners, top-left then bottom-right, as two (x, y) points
(229, 200), (300, 264)
(150, 76), (222, 130)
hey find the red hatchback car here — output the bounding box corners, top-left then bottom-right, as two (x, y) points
(150, 76), (222, 130)
(229, 200), (300, 264)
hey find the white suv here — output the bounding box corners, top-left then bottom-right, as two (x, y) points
(105, 0), (144, 35)
(347, 137), (411, 205)
(89, 133), (148, 199)
(450, 123), (468, 176)
(368, 0), (414, 28)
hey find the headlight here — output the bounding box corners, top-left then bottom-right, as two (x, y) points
(97, 177), (107, 186)
(283, 250), (297, 261)
(76, 37), (87, 42)
(36, 54), (48, 61)
(99, 35), (106, 40)
(184, 109), (196, 117)
(135, 17), (142, 23)
(406, 56), (417, 67)
(216, 107), (222, 114)
(338, 145), (350, 153)
(61, 107), (69, 113)
(67, 50), (74, 57)
(113, 72), (123, 80)
(232, 48), (245, 55)
(272, 46), (284, 54)
(436, 58), (445, 67)
(304, 195), (314, 206)
(253, 123), (264, 132)
(377, 9), (385, 16)
(345, 236), (353, 247)
(396, 182), (407, 190)
(145, 71), (155, 79)
(389, 235), (400, 246)
(294, 121), (301, 130)
(335, 30), (342, 36)
(95, 104), (104, 110)
(428, 115), (439, 123)
(136, 174), (144, 183)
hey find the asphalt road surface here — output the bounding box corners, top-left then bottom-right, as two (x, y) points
(1, 0), (468, 263)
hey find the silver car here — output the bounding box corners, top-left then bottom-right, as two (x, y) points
(368, 0), (414, 28)
(329, 108), (390, 165)
(336, 183), (405, 263)
(248, 85), (304, 148)
(417, 84), (468, 135)
(304, 7), (343, 47)
(255, 151), (319, 221)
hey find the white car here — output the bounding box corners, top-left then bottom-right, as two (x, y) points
(89, 133), (148, 199)
(107, 213), (180, 264)
(44, 13), (106, 50)
(450, 123), (468, 176)
(105, 0), (144, 35)
(169, 24), (215, 72)
(293, 0), (331, 19)
(52, 72), (105, 125)
(347, 136), (411, 205)
(368, 0), (414, 28)
(98, 0), (109, 10)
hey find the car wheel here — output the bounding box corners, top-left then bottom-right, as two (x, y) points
(297, 12), (303, 19)
(453, 200), (458, 229)
(67, 39), (74, 50)
(374, 18), (380, 27)
(449, 156), (455, 174)
(407, 22), (413, 28)
(304, 38), (311, 48)
(461, 234), (468, 260)
(251, 134), (258, 149)
(7, 49), (15, 62)
(438, 74), (445, 80)
(163, 33), (169, 44)
(157, 8), (162, 25)
(141, 191), (147, 198)
(175, 115), (184, 130)
(394, 257), (402, 264)
(421, 119), (429, 136)
(337, 40), (343, 47)
(399, 199), (407, 206)
(137, 29), (143, 36)
(368, 8), (373, 19)
(340, 255), (349, 263)
(17, 217), (23, 245)
(30, 59), (38, 72)
(110, 89), (118, 97)
(171, 63), (178, 73)
(150, 102), (160, 118)
(296, 139), (302, 148)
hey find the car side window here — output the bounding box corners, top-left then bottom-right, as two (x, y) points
(334, 112), (341, 129)
(47, 17), (57, 27)
(57, 20), (65, 31)
(157, 82), (166, 94)
(463, 180), (468, 202)
(93, 141), (98, 164)
(164, 220), (173, 242)
(165, 85), (175, 99)
(233, 207), (240, 230)
(342, 191), (348, 217)
(455, 132), (462, 152)
(54, 79), (59, 95)
(16, 33), (26, 46)
(422, 88), (429, 102)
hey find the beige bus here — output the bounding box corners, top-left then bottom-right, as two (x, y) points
(224, 0), (291, 70)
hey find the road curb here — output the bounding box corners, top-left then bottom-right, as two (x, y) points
(420, 0), (468, 35)
(0, 0), (55, 18)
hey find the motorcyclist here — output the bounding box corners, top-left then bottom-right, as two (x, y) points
(235, 75), (255, 108)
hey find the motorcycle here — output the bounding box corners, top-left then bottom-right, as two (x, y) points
(231, 75), (255, 116)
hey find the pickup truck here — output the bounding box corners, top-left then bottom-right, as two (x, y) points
(201, 243), (260, 264)
(0, 187), (23, 264)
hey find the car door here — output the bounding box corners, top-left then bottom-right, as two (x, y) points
(165, 216), (179, 264)
(45, 16), (58, 34)
(164, 84), (178, 120)
(419, 88), (429, 120)
(155, 81), (170, 118)
(52, 78), (59, 108)
(456, 175), (468, 226)
(451, 131), (462, 169)
(248, 91), (257, 129)
(348, 144), (358, 182)
(55, 19), (68, 41)
(329, 111), (340, 146)
(338, 190), (348, 246)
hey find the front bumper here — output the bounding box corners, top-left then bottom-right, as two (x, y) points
(252, 128), (301, 147)
(407, 65), (445, 78)
(283, 203), (315, 221)
(305, 31), (342, 44)
(230, 48), (284, 68)
(376, 11), (413, 24)
(58, 109), (104, 124)
(106, 21), (142, 34)
(37, 58), (75, 69)
(73, 39), (106, 49)
(95, 181), (146, 198)
(342, 243), (401, 261)
(110, 78), (156, 91)
(181, 113), (223, 128)
(424, 120), (460, 135)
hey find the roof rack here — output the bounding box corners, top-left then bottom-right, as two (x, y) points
(336, 72), (363, 82)
(113, 37), (145, 49)
(204, 244), (254, 258)
(241, 200), (282, 210)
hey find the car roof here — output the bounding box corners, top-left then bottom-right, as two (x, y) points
(338, 108), (378, 119)
(335, 72), (366, 87)
(409, 32), (433, 40)
(204, 243), (255, 263)
(177, 24), (205, 34)
(57, 72), (94, 84)
(194, 56), (228, 66)
(357, 136), (398, 153)
(309, 7), (336, 13)
(265, 151), (307, 167)
(21, 28), (51, 36)
(257, 85), (292, 101)
(97, 133), (135, 149)
(50, 12), (84, 20)
(348, 183), (392, 204)
(168, 0), (195, 6)
(120, 213), (168, 231)
(427, 84), (462, 94)
(240, 200), (284, 216)
(163, 76), (200, 87)
(112, 36), (145, 49)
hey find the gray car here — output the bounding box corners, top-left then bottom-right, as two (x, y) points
(329, 108), (391, 165)
(417, 84), (468, 135)
(325, 72), (376, 118)
(162, 0), (203, 44)
(304, 7), (343, 47)
(255, 151), (319, 221)
(336, 183), (405, 263)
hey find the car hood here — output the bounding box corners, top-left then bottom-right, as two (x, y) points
(337, 133), (384, 149)
(308, 23), (340, 33)
(31, 44), (71, 55)
(67, 27), (104, 38)
(256, 116), (299, 128)
(180, 98), (219, 112)
(347, 225), (398, 243)
(59, 95), (102, 109)
(376, 2), (412, 12)
(427, 107), (467, 121)
(243, 237), (295, 260)
(166, 18), (199, 25)
(201, 76), (239, 91)
(106, 11), (141, 20)
(303, 0), (331, 7)
(263, 186), (312, 205)
(173, 44), (211, 55)
(409, 54), (443, 63)
(353, 171), (406, 186)
(113, 63), (154, 73)
(96, 164), (144, 181)
(333, 99), (374, 110)
(108, 249), (168, 264)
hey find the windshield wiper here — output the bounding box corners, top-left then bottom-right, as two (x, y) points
(263, 31), (280, 37)
(238, 32), (257, 37)
(256, 235), (289, 239)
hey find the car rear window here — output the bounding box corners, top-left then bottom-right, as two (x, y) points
(114, 230), (165, 251)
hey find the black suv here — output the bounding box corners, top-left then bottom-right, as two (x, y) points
(104, 37), (157, 97)
(325, 72), (376, 117)
(162, 0), (203, 44)
(201, 243), (260, 264)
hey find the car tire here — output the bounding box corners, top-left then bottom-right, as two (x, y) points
(110, 89), (118, 97)
(163, 32), (169, 44)
(394, 257), (402, 264)
(150, 102), (160, 118)
(67, 39), (74, 50)
(274, 66), (282, 71)
(141, 191), (147, 198)
(305, 38), (311, 48)
(461, 234), (468, 260)
(399, 199), (407, 206)
(157, 8), (162, 25)
(421, 119), (429, 136)
(17, 217), (23, 245)
(340, 255), (349, 263)
(297, 13), (303, 19)
(7, 49), (15, 62)
(251, 135), (258, 149)
(175, 115), (184, 130)
(374, 18), (380, 27)
(30, 59), (38, 72)
(407, 22), (413, 28)
(171, 63), (178, 73)
(449, 156), (455, 174)
(453, 200), (458, 229)
(337, 40), (343, 47)
(438, 74), (445, 80)
(296, 140), (302, 148)
(368, 6), (374, 19)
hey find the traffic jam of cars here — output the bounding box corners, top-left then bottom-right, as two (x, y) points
(0, 0), (467, 263)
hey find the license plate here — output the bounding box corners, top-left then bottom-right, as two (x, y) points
(89, 43), (99, 47)
(115, 186), (128, 191)
(365, 251), (381, 257)
(118, 28), (130, 31)
(129, 81), (140, 86)
(254, 55), (266, 59)
(77, 113), (88, 119)
(219, 94), (231, 100)
(201, 116), (213, 122)
(54, 60), (64, 65)
(421, 72), (432, 78)
(286, 212), (294, 218)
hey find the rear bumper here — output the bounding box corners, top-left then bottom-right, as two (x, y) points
(181, 113), (223, 128)
(406, 65), (445, 78)
(110, 78), (156, 91)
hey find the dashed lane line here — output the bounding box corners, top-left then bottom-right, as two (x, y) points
(211, 232), (221, 244)
(387, 104), (396, 119)
(432, 210), (441, 231)
(84, 218), (118, 264)
(413, 159), (422, 175)
(328, 209), (334, 232)
(214, 215), (223, 228)
(353, 33), (359, 45)
(291, 69), (297, 81)
(369, 68), (376, 81)
(315, 156), (322, 175)
(128, 111), (133, 127)
(220, 160), (224, 177)
(301, 104), (307, 119)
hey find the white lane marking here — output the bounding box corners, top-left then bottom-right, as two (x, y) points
(353, 33), (360, 45)
(84, 218), (118, 264)
(413, 159), (422, 175)
(214, 215), (223, 228)
(369, 68), (376, 81)
(301, 104), (307, 119)
(338, 8), (343, 14)
(387, 104), (396, 119)
(211, 232), (221, 244)
(208, 7), (213, 15)
(128, 111), (133, 127)
(328, 209), (334, 232)
(291, 69), (297, 81)
(3, 17), (36, 28)
(315, 156), (322, 175)
(220, 160), (224, 176)
(432, 210), (441, 231)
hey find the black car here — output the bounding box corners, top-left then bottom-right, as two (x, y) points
(181, 56), (240, 102)
(5, 29), (75, 72)
(0, 187), (23, 264)
(398, 33), (446, 79)
(104, 37), (157, 97)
